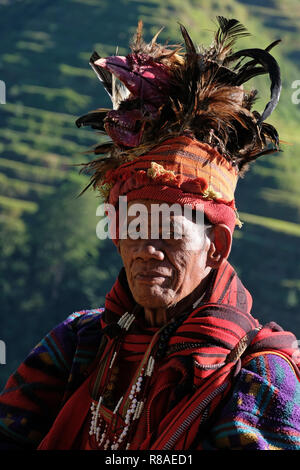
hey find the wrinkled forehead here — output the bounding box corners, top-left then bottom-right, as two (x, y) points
(122, 199), (207, 239)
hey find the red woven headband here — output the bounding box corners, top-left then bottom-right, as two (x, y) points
(102, 134), (239, 238)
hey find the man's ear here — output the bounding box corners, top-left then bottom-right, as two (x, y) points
(207, 224), (232, 269)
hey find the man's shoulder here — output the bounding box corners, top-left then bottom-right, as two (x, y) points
(63, 307), (105, 330)
(25, 308), (106, 372)
(242, 352), (300, 408)
(229, 352), (300, 421)
(209, 352), (300, 449)
(25, 308), (105, 367)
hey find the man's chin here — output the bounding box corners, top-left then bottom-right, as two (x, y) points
(132, 287), (174, 310)
(137, 298), (171, 310)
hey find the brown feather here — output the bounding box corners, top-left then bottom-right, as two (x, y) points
(76, 17), (281, 192)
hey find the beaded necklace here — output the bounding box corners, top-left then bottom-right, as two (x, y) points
(88, 310), (189, 450)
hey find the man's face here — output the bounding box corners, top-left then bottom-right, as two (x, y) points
(118, 200), (212, 310)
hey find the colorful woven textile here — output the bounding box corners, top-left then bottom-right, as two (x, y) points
(203, 353), (300, 450)
(0, 262), (299, 450)
(105, 135), (239, 235)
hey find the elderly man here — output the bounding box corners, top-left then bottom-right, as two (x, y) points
(1, 17), (300, 451)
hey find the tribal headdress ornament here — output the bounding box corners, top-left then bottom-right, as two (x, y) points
(76, 17), (282, 233)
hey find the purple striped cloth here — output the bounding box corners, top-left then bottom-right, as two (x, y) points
(0, 310), (299, 450)
(203, 353), (300, 449)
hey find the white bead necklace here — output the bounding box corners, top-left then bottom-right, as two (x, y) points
(88, 311), (157, 450)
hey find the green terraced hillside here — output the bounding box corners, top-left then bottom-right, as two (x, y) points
(1, 0), (300, 221)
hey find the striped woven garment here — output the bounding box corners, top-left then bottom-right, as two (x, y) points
(1, 261), (300, 450)
(104, 135), (240, 239)
(97, 262), (300, 450)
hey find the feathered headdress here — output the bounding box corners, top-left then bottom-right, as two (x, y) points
(75, 17), (281, 232)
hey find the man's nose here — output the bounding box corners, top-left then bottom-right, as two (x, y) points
(134, 240), (165, 261)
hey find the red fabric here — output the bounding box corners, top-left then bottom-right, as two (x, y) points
(103, 135), (240, 243)
(108, 185), (237, 245)
(106, 136), (238, 204)
(38, 373), (92, 450)
(37, 262), (300, 450)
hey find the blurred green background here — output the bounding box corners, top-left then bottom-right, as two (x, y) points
(0, 0), (300, 388)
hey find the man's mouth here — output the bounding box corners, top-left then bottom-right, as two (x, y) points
(134, 271), (169, 284)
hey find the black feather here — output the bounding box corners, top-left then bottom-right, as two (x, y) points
(179, 23), (197, 55)
(75, 17), (282, 190)
(75, 111), (107, 130)
(212, 16), (251, 60)
(233, 39), (281, 73)
(89, 51), (113, 98)
(225, 48), (281, 123)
